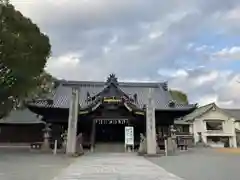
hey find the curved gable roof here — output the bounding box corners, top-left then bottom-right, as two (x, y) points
(27, 77), (196, 111)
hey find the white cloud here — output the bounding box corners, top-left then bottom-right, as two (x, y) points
(225, 6), (240, 20)
(198, 94), (217, 106)
(103, 46), (111, 54)
(109, 35), (118, 44)
(167, 67), (240, 108)
(124, 45), (141, 51)
(10, 0), (240, 108)
(195, 71), (218, 86)
(213, 46), (240, 60)
(148, 31), (163, 39)
(195, 45), (214, 52)
(157, 68), (188, 78)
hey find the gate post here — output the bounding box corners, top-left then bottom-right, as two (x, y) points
(66, 87), (79, 155)
(146, 88), (157, 155)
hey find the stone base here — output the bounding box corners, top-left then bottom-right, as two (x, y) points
(68, 152), (84, 157)
(41, 148), (52, 152)
(143, 153), (163, 157)
(138, 151), (146, 156)
(138, 151), (164, 157)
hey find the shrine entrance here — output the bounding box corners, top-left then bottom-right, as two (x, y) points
(95, 119), (128, 143)
(93, 119), (128, 152)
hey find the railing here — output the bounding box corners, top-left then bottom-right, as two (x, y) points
(205, 130), (224, 134)
(175, 132), (193, 136)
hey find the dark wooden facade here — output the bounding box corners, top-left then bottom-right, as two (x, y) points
(0, 109), (45, 143)
(0, 124), (44, 143)
(27, 74), (196, 148)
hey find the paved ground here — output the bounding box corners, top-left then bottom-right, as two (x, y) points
(52, 153), (184, 180)
(0, 148), (73, 180)
(148, 148), (240, 180)
(1, 147), (240, 180)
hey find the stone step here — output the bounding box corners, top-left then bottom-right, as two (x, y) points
(94, 143), (126, 152)
(52, 153), (184, 180)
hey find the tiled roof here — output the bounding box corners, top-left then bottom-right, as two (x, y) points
(174, 119), (192, 125)
(181, 103), (240, 122)
(28, 80), (196, 111)
(181, 103), (214, 121)
(222, 109), (240, 121)
(0, 109), (45, 124)
(236, 128), (240, 133)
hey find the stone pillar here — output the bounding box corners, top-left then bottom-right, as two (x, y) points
(146, 88), (157, 155)
(66, 87), (79, 155)
(230, 136), (237, 148)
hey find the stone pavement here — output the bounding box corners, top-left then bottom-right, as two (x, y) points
(0, 148), (73, 180)
(52, 153), (184, 180)
(148, 148), (240, 180)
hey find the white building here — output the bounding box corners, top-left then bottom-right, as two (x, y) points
(175, 103), (240, 148)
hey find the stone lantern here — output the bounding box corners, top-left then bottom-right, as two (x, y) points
(61, 130), (68, 152)
(169, 125), (177, 153)
(42, 123), (51, 151)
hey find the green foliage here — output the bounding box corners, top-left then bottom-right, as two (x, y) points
(27, 71), (57, 99)
(170, 90), (189, 104)
(0, 2), (51, 117)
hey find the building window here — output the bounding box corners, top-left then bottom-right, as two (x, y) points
(206, 121), (223, 131)
(182, 125), (189, 133)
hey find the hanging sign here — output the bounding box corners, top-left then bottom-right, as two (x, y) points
(103, 97), (122, 103)
(125, 126), (134, 145)
(95, 119), (128, 124)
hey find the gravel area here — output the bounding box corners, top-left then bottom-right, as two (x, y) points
(147, 148), (240, 180)
(0, 148), (73, 180)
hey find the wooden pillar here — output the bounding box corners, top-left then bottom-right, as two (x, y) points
(66, 87), (79, 155)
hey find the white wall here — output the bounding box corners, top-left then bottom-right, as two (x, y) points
(196, 109), (234, 134)
(192, 108), (236, 147)
(235, 122), (240, 130)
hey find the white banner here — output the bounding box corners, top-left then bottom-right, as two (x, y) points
(125, 126), (134, 145)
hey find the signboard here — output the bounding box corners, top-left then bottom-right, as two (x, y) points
(125, 126), (134, 145)
(95, 119), (128, 124)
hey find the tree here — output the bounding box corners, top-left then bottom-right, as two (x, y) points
(27, 71), (57, 99)
(170, 90), (189, 104)
(0, 1), (51, 117)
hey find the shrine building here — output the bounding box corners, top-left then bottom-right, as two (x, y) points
(26, 74), (196, 151)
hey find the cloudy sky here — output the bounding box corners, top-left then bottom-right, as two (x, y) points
(12, 0), (240, 107)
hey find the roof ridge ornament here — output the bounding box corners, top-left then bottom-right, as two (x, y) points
(106, 73), (119, 86)
(168, 100), (176, 107)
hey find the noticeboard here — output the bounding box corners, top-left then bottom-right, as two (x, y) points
(125, 126), (134, 145)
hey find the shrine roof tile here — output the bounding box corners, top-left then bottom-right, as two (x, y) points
(28, 80), (195, 111)
(0, 109), (45, 124)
